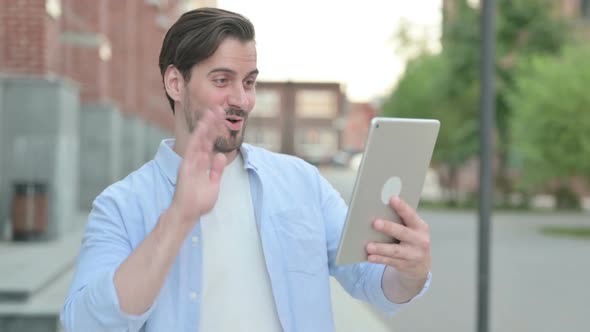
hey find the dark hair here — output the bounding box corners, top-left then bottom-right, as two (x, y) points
(158, 7), (255, 113)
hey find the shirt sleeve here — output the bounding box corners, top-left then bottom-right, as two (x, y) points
(314, 169), (431, 315)
(60, 186), (155, 331)
(368, 266), (432, 314)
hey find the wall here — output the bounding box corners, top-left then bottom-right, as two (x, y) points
(0, 77), (79, 239)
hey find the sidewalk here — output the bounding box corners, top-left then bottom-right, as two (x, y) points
(0, 213), (85, 332)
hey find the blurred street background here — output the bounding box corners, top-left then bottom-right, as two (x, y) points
(1, 0), (589, 331)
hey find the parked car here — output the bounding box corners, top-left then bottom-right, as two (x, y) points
(331, 150), (363, 168)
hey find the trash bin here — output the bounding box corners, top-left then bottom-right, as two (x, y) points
(11, 182), (49, 241)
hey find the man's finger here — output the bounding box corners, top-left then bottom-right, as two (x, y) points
(185, 120), (210, 161)
(367, 254), (411, 269)
(372, 218), (418, 244)
(366, 242), (413, 261)
(209, 153), (227, 183)
(390, 196), (427, 230)
(194, 150), (210, 173)
(209, 105), (227, 121)
(204, 106), (226, 140)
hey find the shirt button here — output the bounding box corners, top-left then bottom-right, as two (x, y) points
(191, 236), (199, 246)
(189, 291), (198, 301)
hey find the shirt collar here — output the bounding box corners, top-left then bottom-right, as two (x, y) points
(154, 139), (181, 185)
(239, 143), (259, 172)
(154, 139), (260, 185)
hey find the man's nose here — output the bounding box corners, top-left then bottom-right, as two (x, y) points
(227, 84), (248, 109)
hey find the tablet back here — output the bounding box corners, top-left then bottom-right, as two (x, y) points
(335, 117), (440, 266)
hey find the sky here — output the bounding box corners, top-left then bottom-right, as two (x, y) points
(216, 0), (442, 102)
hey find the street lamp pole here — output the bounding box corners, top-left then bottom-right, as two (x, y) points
(478, 0), (495, 332)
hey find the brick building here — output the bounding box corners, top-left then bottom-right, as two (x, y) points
(0, 0), (198, 240)
(341, 102), (378, 153)
(0, 0), (187, 125)
(247, 81), (347, 164)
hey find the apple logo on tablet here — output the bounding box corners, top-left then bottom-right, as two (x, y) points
(381, 176), (402, 205)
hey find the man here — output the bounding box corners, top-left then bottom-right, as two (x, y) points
(61, 7), (431, 332)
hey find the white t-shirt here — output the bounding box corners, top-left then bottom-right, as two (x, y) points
(199, 153), (282, 331)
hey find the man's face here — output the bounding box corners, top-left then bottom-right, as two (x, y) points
(182, 37), (258, 154)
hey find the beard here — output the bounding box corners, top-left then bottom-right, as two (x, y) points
(183, 96), (248, 154)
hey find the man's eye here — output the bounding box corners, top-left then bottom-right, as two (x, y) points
(245, 79), (256, 87)
(214, 78), (228, 85)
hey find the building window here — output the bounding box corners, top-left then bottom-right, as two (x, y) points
(295, 128), (338, 162)
(252, 89), (280, 118)
(295, 90), (337, 118)
(244, 126), (280, 152)
(583, 0), (590, 19)
(146, 0), (165, 7)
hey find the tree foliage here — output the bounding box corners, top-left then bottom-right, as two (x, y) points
(382, 54), (478, 168)
(508, 46), (590, 191)
(495, 0), (569, 195)
(383, 2), (480, 203)
(382, 0), (571, 204)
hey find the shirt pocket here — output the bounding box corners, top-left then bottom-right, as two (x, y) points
(270, 208), (328, 275)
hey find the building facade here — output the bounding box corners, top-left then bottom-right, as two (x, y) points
(0, 0), (190, 239)
(247, 81), (347, 164)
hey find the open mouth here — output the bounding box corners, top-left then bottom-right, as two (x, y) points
(225, 116), (244, 131)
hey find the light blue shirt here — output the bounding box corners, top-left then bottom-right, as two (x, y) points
(61, 139), (430, 332)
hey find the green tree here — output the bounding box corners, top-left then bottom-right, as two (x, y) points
(382, 53), (479, 204)
(383, 2), (480, 205)
(495, 0), (568, 200)
(383, 0), (569, 205)
(508, 46), (590, 208)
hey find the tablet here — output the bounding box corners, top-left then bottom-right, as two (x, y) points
(335, 117), (440, 266)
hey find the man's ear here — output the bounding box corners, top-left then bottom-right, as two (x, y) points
(164, 65), (185, 104)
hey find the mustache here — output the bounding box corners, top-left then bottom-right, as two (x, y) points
(225, 109), (248, 118)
